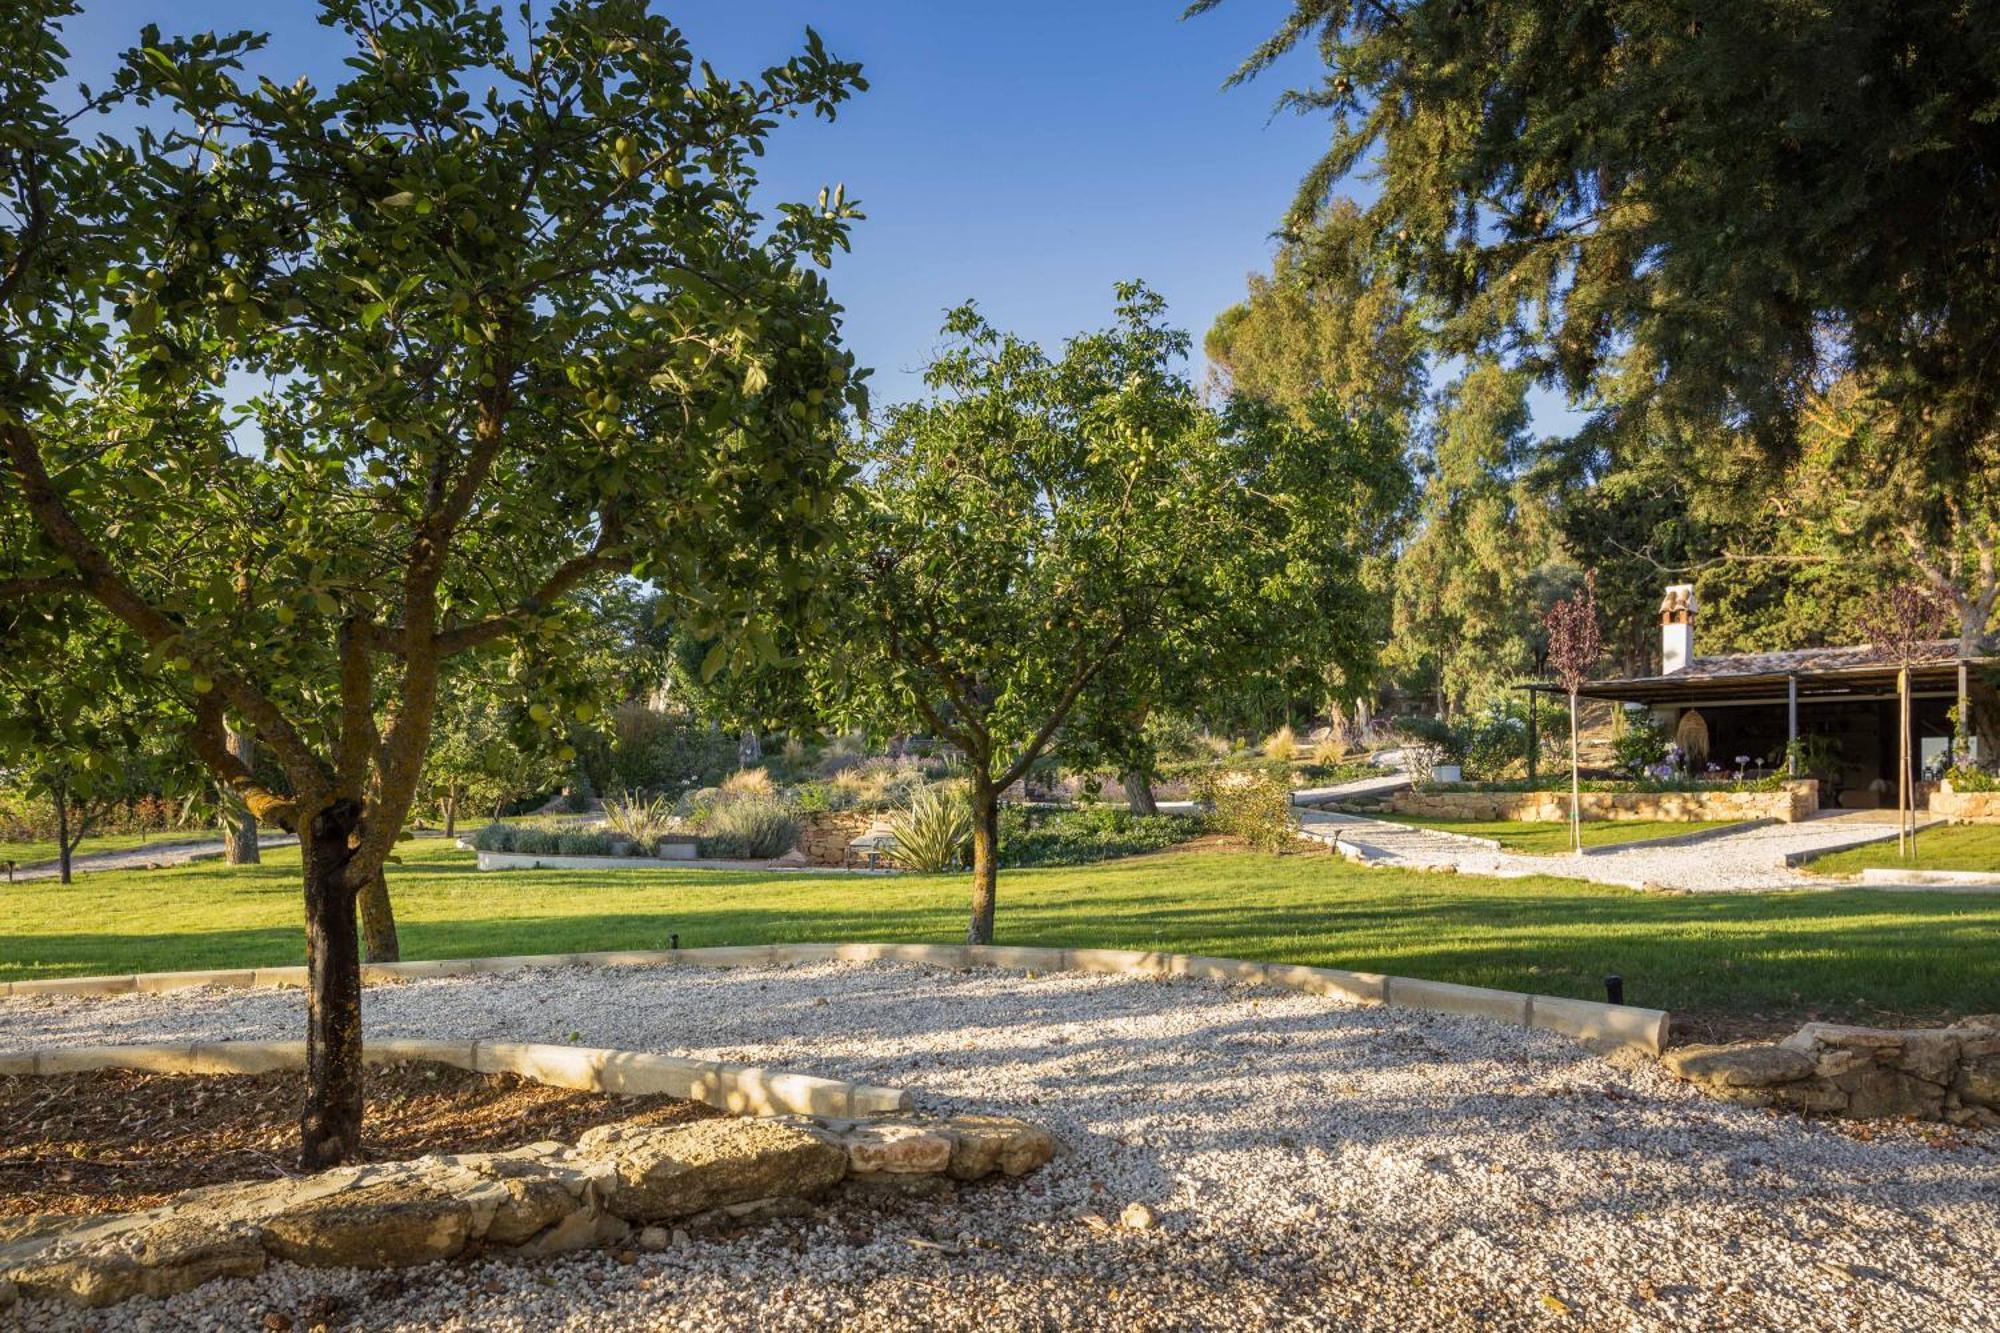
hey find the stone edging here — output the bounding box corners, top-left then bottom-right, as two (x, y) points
(1857, 866), (2000, 888)
(0, 942), (1670, 1055)
(1579, 818), (1772, 856)
(0, 1037), (906, 1119)
(474, 850), (893, 875)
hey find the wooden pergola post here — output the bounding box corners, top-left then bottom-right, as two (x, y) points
(1526, 686), (1538, 784)
(1787, 674), (1799, 775)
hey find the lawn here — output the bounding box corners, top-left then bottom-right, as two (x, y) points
(4, 841), (1996, 1032)
(0, 830), (213, 869)
(1804, 822), (2000, 876)
(1377, 815), (1741, 855)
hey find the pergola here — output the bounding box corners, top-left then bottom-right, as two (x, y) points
(1519, 641), (1991, 782)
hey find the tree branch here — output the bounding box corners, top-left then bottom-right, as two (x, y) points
(190, 694), (299, 830)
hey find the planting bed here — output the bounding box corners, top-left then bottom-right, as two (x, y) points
(0, 1061), (717, 1218)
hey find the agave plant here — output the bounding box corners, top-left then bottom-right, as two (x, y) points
(601, 790), (675, 845)
(887, 783), (973, 872)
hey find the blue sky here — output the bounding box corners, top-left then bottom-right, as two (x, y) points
(58, 1), (1578, 429)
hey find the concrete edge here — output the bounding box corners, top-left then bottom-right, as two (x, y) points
(1782, 827), (1906, 867)
(3, 944), (1668, 1056)
(0, 1038), (904, 1119)
(474, 851), (894, 876)
(1578, 818), (1774, 856)
(1857, 866), (2000, 887)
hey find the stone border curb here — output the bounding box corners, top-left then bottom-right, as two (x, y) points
(1858, 866), (2000, 888)
(0, 1037), (909, 1118)
(1578, 818), (1772, 856)
(474, 851), (895, 876)
(1, 942), (1669, 1055)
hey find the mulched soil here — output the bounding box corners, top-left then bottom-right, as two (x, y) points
(0, 1059), (719, 1218)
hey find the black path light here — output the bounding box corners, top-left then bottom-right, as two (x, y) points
(1604, 975), (1625, 1006)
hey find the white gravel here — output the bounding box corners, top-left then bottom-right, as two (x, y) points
(5, 961), (1997, 1331)
(1299, 810), (1923, 892)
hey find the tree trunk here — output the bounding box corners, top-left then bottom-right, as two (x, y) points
(1569, 689), (1582, 854)
(441, 791), (458, 839)
(966, 775), (999, 945)
(1123, 772), (1159, 817)
(222, 727), (260, 865)
(738, 729), (762, 769)
(54, 784), (71, 885)
(358, 866), (399, 963)
(300, 799), (366, 1169)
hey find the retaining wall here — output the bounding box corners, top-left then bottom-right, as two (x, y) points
(0, 942), (1670, 1055)
(1389, 780), (1818, 824)
(1931, 781), (2000, 822)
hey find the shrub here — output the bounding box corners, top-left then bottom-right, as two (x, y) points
(697, 796), (801, 860)
(886, 784), (973, 871)
(1610, 711), (1671, 778)
(1392, 715), (1466, 787)
(557, 829), (616, 857)
(469, 823), (515, 852)
(1261, 724), (1299, 763)
(563, 767), (595, 814)
(997, 805), (1204, 867)
(1143, 711), (1204, 765)
(1945, 765), (2000, 792)
(721, 766), (776, 797)
(1197, 768), (1297, 852)
(511, 828), (562, 855)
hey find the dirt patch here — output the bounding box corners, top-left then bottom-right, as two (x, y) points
(0, 1060), (719, 1217)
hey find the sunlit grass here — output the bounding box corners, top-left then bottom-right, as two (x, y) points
(1805, 823), (2000, 876)
(3, 840), (1994, 1027)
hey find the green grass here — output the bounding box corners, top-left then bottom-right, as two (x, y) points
(4, 841), (1996, 1028)
(1803, 823), (2000, 876)
(1378, 816), (1741, 855)
(0, 830), (212, 868)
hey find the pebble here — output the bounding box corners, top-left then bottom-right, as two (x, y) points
(5, 958), (1996, 1330)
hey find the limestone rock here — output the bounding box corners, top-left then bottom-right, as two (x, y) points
(576, 1119), (848, 1222)
(636, 1226), (670, 1252)
(1120, 1202), (1158, 1230)
(131, 1216), (266, 1297)
(6, 1249), (145, 1309)
(844, 1122), (953, 1175)
(479, 1173), (580, 1248)
(259, 1179), (473, 1269)
(939, 1114), (1057, 1180)
(1957, 1055), (2000, 1109)
(1662, 1043), (1814, 1088)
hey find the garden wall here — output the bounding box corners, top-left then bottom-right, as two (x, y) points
(1930, 781), (2000, 823)
(798, 812), (878, 865)
(1389, 780), (1818, 824)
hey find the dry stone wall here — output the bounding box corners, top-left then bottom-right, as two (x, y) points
(1663, 1016), (2000, 1125)
(0, 1111), (1054, 1310)
(1930, 782), (2000, 822)
(1389, 780), (1818, 824)
(797, 812), (878, 866)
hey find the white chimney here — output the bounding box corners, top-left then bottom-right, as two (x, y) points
(1660, 584), (1696, 675)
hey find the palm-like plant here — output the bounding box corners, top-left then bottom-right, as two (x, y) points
(887, 784), (973, 872)
(601, 791), (675, 848)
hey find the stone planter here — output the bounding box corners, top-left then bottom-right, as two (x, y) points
(1431, 764), (1463, 784)
(654, 837), (699, 860)
(1389, 779), (1818, 823)
(1931, 779), (2000, 822)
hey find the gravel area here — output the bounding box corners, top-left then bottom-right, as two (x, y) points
(1299, 810), (1924, 892)
(3, 960), (1997, 1331)
(6, 835), (299, 882)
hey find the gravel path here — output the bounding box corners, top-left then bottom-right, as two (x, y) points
(1298, 810), (1925, 892)
(6, 835), (299, 882)
(5, 960), (1996, 1331)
